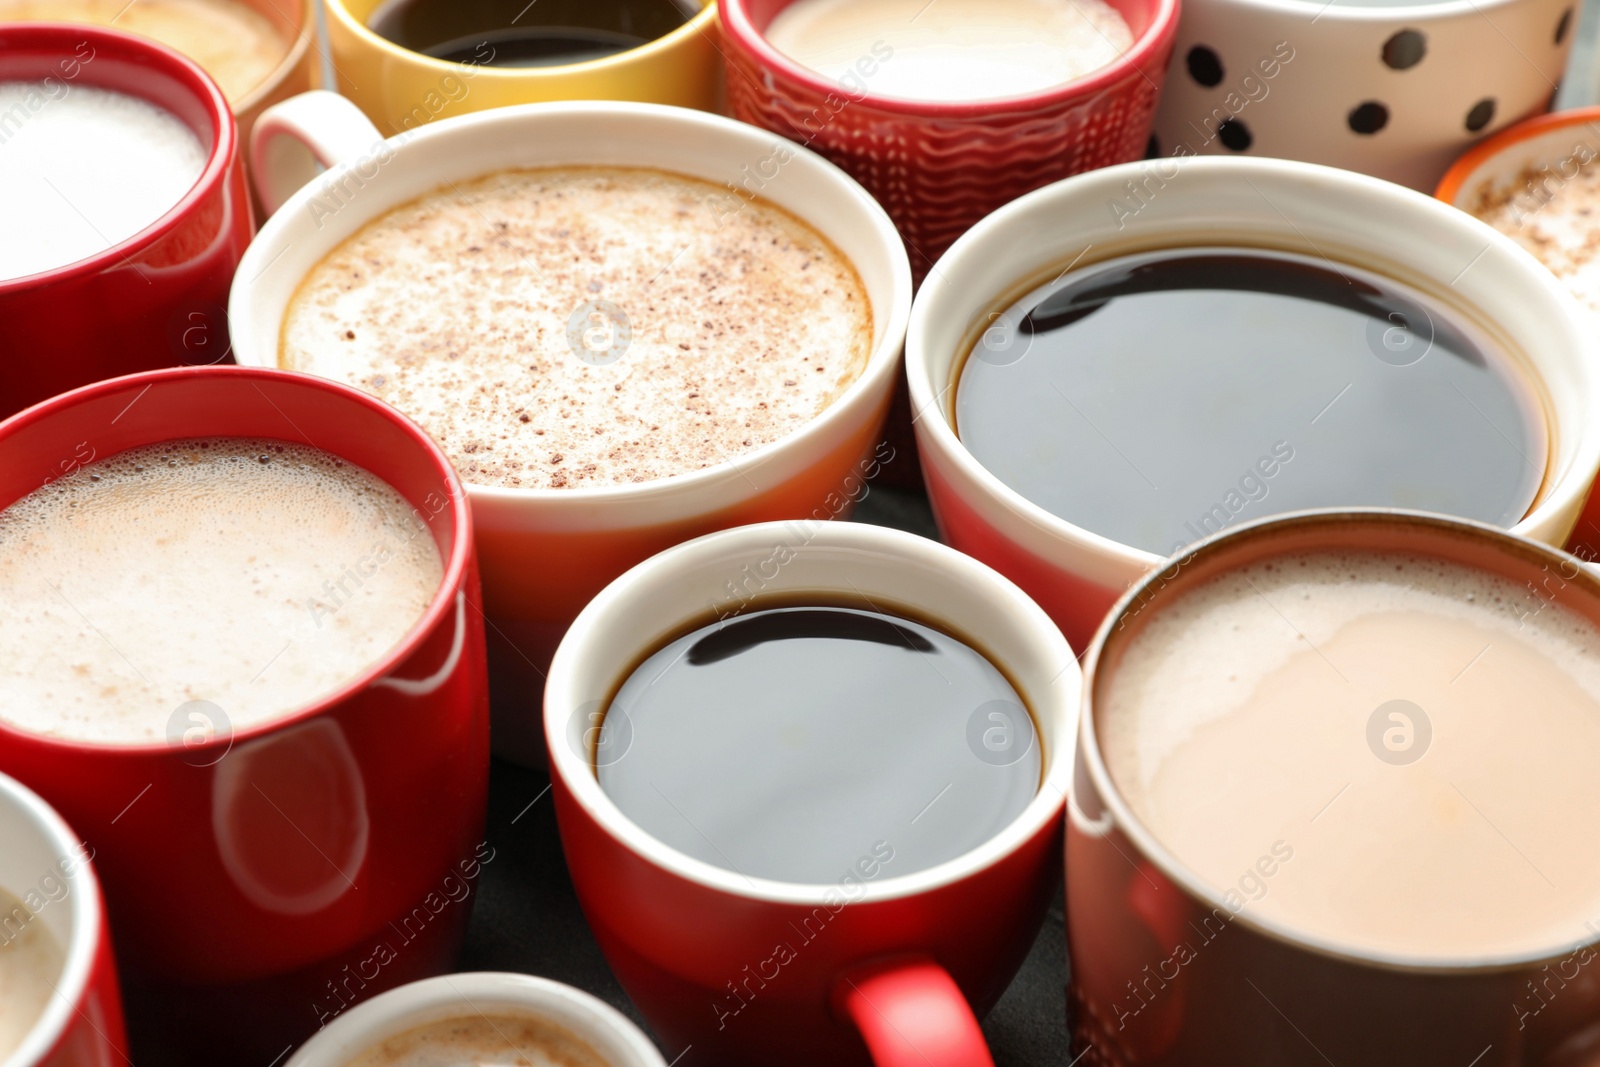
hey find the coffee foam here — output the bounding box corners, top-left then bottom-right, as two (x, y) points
(0, 0), (285, 102)
(1474, 160), (1600, 315)
(0, 439), (443, 745)
(1101, 550), (1600, 959)
(766, 0), (1132, 103)
(280, 166), (873, 489)
(0, 886), (64, 1061)
(0, 82), (206, 282)
(344, 1013), (611, 1067)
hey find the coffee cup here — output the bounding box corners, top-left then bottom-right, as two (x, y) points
(0, 366), (490, 1064)
(320, 0), (721, 137)
(0, 24), (254, 421)
(543, 521), (1079, 1065)
(719, 0), (1179, 274)
(0, 770), (126, 1067)
(231, 91), (912, 767)
(1151, 0), (1572, 191)
(1070, 508), (1600, 1065)
(283, 972), (666, 1066)
(906, 154), (1600, 654)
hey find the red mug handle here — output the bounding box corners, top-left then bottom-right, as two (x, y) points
(835, 957), (996, 1067)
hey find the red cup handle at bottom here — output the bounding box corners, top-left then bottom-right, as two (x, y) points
(835, 957), (996, 1067)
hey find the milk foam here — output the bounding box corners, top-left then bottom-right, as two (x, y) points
(280, 166), (873, 489)
(0, 82), (207, 282)
(766, 0), (1133, 103)
(0, 439), (444, 744)
(345, 1014), (610, 1067)
(1102, 551), (1600, 959)
(0, 0), (285, 102)
(0, 887), (64, 1061)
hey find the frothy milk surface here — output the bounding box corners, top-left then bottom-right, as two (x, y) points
(0, 0), (285, 102)
(1102, 551), (1600, 959)
(0, 82), (206, 282)
(281, 167), (872, 489)
(344, 1013), (610, 1067)
(0, 439), (443, 745)
(765, 0), (1133, 103)
(0, 886), (65, 1061)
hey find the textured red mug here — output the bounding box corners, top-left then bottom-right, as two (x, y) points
(544, 521), (1080, 1066)
(0, 24), (254, 421)
(0, 367), (490, 1065)
(0, 770), (127, 1067)
(719, 0), (1180, 274)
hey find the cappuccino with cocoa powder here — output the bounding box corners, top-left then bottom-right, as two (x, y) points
(345, 1012), (611, 1067)
(279, 166), (873, 490)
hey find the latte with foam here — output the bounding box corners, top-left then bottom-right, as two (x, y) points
(0, 886), (64, 1061)
(345, 1012), (611, 1067)
(0, 439), (443, 744)
(766, 0), (1133, 103)
(279, 166), (872, 489)
(0, 82), (206, 282)
(0, 0), (287, 102)
(1101, 550), (1600, 959)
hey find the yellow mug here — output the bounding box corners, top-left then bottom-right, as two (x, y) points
(322, 0), (721, 135)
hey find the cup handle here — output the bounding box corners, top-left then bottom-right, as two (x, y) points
(835, 957), (995, 1067)
(250, 90), (385, 217)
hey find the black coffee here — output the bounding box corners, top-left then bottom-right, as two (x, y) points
(366, 0), (699, 67)
(955, 247), (1547, 556)
(595, 605), (1040, 884)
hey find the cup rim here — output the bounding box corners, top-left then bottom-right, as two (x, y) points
(0, 22), (237, 295)
(0, 771), (104, 1067)
(543, 520), (1080, 906)
(0, 365), (476, 756)
(1077, 506), (1600, 973)
(1435, 104), (1600, 206)
(322, 0), (719, 81)
(283, 972), (666, 1067)
(719, 0), (1181, 117)
(231, 98), (914, 509)
(905, 154), (1600, 575)
(235, 0), (317, 115)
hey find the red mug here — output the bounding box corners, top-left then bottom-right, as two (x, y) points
(0, 24), (253, 421)
(0, 367), (490, 1064)
(719, 0), (1180, 275)
(544, 521), (1081, 1066)
(0, 770), (127, 1067)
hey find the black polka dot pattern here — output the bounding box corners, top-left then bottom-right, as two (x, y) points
(1381, 29), (1426, 70)
(1348, 102), (1389, 135)
(1217, 119), (1252, 151)
(1465, 98), (1496, 132)
(1557, 7), (1573, 43)
(1186, 46), (1224, 87)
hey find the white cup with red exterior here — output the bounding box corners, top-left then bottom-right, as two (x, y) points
(906, 154), (1600, 654)
(0, 770), (127, 1067)
(282, 972), (666, 1066)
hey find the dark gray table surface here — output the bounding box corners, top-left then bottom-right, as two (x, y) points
(457, 484), (1074, 1065)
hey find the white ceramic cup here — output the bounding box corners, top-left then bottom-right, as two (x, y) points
(282, 972), (667, 1066)
(0, 770), (124, 1067)
(1152, 0), (1573, 191)
(230, 92), (913, 767)
(906, 154), (1600, 654)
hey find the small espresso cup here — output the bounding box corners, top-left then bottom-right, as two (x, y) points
(284, 972), (667, 1066)
(1069, 509), (1600, 1065)
(544, 521), (1080, 1066)
(321, 0), (721, 136)
(0, 366), (490, 1065)
(0, 24), (254, 421)
(719, 0), (1180, 271)
(232, 92), (912, 766)
(0, 771), (127, 1067)
(1153, 0), (1573, 191)
(906, 154), (1600, 654)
